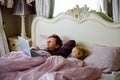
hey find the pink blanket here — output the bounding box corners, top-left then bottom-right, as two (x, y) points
(0, 51), (102, 80)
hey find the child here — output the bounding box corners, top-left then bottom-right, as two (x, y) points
(67, 46), (89, 66)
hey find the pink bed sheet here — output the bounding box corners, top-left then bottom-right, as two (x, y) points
(0, 51), (102, 80)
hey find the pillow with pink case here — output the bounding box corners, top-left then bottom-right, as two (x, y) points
(84, 45), (120, 73)
(37, 35), (48, 49)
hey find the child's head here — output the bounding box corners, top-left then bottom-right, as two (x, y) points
(71, 46), (89, 60)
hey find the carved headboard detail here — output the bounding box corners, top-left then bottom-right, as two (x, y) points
(65, 5), (90, 21)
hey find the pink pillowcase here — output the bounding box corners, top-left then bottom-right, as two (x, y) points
(84, 45), (120, 73)
(37, 35), (48, 49)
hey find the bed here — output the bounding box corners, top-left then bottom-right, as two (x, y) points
(31, 6), (120, 80)
(0, 6), (120, 80)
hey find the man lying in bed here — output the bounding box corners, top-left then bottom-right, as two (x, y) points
(31, 34), (63, 57)
(31, 34), (76, 58)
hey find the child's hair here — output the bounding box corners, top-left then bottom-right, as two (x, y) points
(74, 46), (90, 60)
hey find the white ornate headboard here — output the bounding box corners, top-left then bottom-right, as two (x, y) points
(31, 6), (120, 49)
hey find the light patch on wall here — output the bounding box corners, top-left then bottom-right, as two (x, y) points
(54, 0), (103, 17)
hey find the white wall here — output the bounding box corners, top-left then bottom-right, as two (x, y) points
(54, 0), (103, 16)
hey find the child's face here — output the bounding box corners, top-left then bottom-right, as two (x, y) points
(71, 48), (79, 59)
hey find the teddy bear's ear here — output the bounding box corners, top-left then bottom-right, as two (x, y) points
(56, 40), (76, 58)
(63, 40), (76, 47)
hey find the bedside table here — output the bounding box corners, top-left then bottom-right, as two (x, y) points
(8, 36), (32, 51)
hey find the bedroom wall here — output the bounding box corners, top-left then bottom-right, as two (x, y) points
(1, 6), (35, 38)
(1, 6), (20, 38)
(1, 1), (113, 39)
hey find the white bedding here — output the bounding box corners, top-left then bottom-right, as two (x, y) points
(99, 71), (120, 80)
(31, 6), (120, 80)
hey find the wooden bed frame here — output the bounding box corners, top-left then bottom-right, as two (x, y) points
(31, 6), (120, 49)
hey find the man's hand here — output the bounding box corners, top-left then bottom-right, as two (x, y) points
(30, 46), (40, 50)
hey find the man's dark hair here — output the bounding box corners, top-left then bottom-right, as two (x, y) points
(48, 34), (62, 48)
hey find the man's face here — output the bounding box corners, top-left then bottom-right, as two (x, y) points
(46, 37), (59, 51)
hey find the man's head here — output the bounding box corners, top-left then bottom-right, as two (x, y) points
(46, 34), (62, 51)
